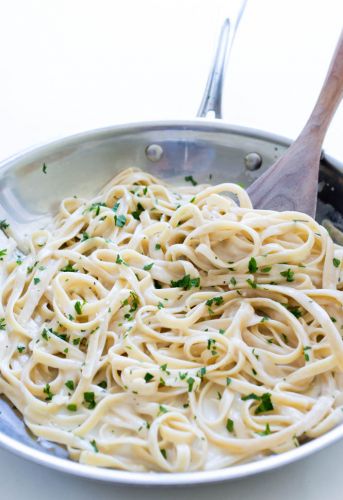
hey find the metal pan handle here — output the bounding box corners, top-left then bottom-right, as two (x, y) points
(197, 0), (248, 119)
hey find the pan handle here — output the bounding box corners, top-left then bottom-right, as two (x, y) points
(197, 0), (248, 119)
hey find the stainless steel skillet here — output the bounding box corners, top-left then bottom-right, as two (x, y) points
(0, 11), (342, 487)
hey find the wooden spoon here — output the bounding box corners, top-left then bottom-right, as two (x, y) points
(247, 29), (343, 217)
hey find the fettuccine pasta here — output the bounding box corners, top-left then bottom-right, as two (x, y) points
(1, 167), (343, 472)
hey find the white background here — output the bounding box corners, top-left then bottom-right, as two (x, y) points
(0, 0), (343, 498)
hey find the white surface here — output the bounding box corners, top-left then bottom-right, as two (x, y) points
(0, 0), (342, 498)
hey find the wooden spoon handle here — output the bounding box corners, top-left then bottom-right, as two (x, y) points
(301, 28), (343, 140)
(247, 29), (343, 217)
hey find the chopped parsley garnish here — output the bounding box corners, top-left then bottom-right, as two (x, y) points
(260, 266), (272, 273)
(219, 328), (225, 334)
(132, 202), (145, 220)
(160, 364), (169, 373)
(73, 337), (81, 345)
(241, 393), (260, 401)
(144, 372), (154, 383)
(90, 440), (98, 453)
(17, 345), (25, 353)
(184, 175), (197, 186)
(230, 277), (237, 286)
(158, 404), (168, 415)
(61, 263), (77, 272)
(248, 257), (258, 273)
(170, 274), (200, 290)
(187, 376), (195, 392)
(143, 263), (154, 271)
(226, 377), (232, 385)
(303, 345), (311, 362)
(0, 318), (6, 330)
(179, 372), (188, 380)
(157, 302), (164, 309)
(84, 392), (96, 409)
(114, 214), (126, 227)
(41, 328), (50, 340)
(116, 254), (123, 264)
(33, 277), (40, 285)
(112, 202), (120, 212)
(333, 258), (341, 268)
(42, 163), (47, 174)
(98, 380), (107, 389)
(226, 418), (234, 432)
(155, 243), (161, 250)
(198, 367), (206, 378)
(0, 219), (9, 230)
(160, 448), (167, 459)
(74, 301), (83, 315)
(67, 404), (77, 412)
(280, 268), (294, 282)
(81, 232), (90, 241)
(255, 393), (273, 414)
(43, 383), (53, 401)
(87, 202), (106, 216)
(258, 423), (271, 436)
(246, 278), (257, 289)
(0, 249), (7, 261)
(287, 306), (302, 318)
(206, 296), (223, 307)
(65, 380), (75, 391)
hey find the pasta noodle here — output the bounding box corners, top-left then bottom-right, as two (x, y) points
(1, 167), (343, 472)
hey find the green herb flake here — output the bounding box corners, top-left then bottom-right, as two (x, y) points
(226, 377), (232, 386)
(255, 393), (274, 415)
(280, 268), (295, 282)
(333, 258), (341, 268)
(260, 266), (272, 273)
(90, 440), (98, 453)
(157, 302), (164, 309)
(114, 214), (127, 227)
(230, 277), (237, 286)
(144, 372), (154, 383)
(0, 318), (6, 330)
(226, 418), (234, 432)
(160, 448), (167, 459)
(155, 243), (161, 250)
(112, 202), (120, 212)
(43, 383), (54, 401)
(303, 345), (311, 362)
(41, 328), (50, 341)
(0, 249), (7, 261)
(33, 277), (40, 285)
(143, 263), (154, 271)
(258, 423), (271, 436)
(17, 345), (25, 353)
(81, 232), (90, 241)
(67, 404), (77, 412)
(246, 278), (257, 289)
(61, 263), (77, 272)
(206, 296), (224, 307)
(158, 404), (168, 415)
(84, 392), (96, 409)
(42, 163), (47, 174)
(184, 175), (197, 186)
(248, 257), (258, 273)
(241, 393), (260, 401)
(170, 274), (200, 290)
(74, 301), (83, 315)
(65, 380), (75, 391)
(0, 220), (9, 230)
(98, 380), (107, 389)
(187, 376), (195, 392)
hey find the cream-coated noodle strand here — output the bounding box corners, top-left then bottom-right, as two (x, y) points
(1, 167), (343, 472)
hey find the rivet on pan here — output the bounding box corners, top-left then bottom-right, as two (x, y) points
(145, 144), (164, 162)
(244, 152), (262, 171)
